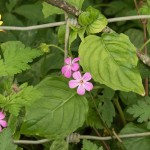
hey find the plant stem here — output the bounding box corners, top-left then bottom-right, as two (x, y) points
(47, 44), (64, 53)
(139, 39), (150, 52)
(113, 97), (126, 126)
(93, 128), (110, 150)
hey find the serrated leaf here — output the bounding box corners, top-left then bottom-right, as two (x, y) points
(86, 108), (103, 129)
(13, 1), (43, 21)
(20, 77), (89, 139)
(120, 123), (150, 150)
(50, 139), (68, 150)
(127, 97), (150, 123)
(99, 99), (115, 127)
(0, 41), (43, 76)
(78, 6), (108, 34)
(82, 140), (103, 150)
(0, 128), (17, 150)
(79, 33), (145, 95)
(42, 2), (64, 18)
(0, 83), (42, 116)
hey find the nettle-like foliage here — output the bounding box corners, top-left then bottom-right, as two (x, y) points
(0, 0), (150, 150)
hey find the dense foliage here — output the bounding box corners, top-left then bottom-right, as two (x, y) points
(0, 0), (150, 150)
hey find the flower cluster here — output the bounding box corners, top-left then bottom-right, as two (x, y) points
(61, 57), (93, 95)
(0, 111), (7, 132)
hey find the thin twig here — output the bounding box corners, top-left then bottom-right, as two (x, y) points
(108, 15), (150, 22)
(13, 132), (150, 144)
(64, 14), (70, 59)
(14, 139), (50, 144)
(79, 132), (150, 140)
(93, 128), (110, 150)
(0, 22), (65, 31)
(112, 128), (123, 143)
(0, 15), (150, 31)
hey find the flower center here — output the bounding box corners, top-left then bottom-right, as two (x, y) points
(79, 80), (84, 84)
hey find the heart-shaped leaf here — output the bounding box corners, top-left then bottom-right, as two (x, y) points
(21, 77), (88, 138)
(79, 33), (144, 95)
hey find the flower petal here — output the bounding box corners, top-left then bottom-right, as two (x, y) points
(84, 82), (93, 91)
(0, 112), (5, 120)
(72, 71), (82, 80)
(71, 63), (79, 71)
(82, 72), (92, 81)
(69, 80), (79, 88)
(61, 66), (72, 78)
(77, 84), (85, 95)
(65, 57), (72, 65)
(61, 65), (69, 74)
(72, 57), (80, 63)
(0, 120), (7, 127)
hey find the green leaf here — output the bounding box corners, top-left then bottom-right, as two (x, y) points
(58, 25), (66, 44)
(139, 4), (150, 15)
(42, 2), (64, 18)
(13, 1), (43, 21)
(120, 123), (150, 150)
(82, 140), (103, 150)
(0, 41), (43, 76)
(86, 108), (103, 129)
(69, 30), (78, 49)
(50, 139), (68, 150)
(0, 83), (42, 116)
(66, 0), (84, 9)
(21, 77), (88, 139)
(6, 0), (19, 12)
(119, 91), (138, 105)
(127, 97), (150, 124)
(79, 33), (145, 95)
(125, 29), (144, 49)
(0, 128), (17, 150)
(99, 99), (115, 127)
(78, 6), (108, 34)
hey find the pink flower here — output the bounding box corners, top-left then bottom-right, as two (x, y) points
(69, 71), (93, 95)
(0, 112), (7, 132)
(61, 57), (80, 78)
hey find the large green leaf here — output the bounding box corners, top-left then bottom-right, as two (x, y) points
(0, 41), (43, 76)
(120, 123), (150, 150)
(0, 128), (17, 150)
(79, 33), (144, 95)
(21, 77), (88, 138)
